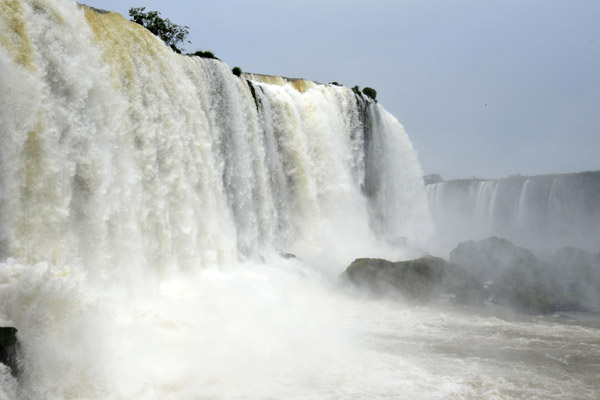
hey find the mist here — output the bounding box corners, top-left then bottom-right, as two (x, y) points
(424, 172), (600, 314)
(426, 171), (600, 254)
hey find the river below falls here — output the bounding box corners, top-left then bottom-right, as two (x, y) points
(2, 261), (599, 400)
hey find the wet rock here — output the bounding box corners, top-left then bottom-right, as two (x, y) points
(423, 173), (444, 185)
(449, 236), (539, 283)
(449, 237), (585, 313)
(0, 327), (19, 377)
(342, 256), (483, 305)
(547, 246), (600, 310)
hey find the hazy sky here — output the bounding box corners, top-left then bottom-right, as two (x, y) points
(84, 0), (599, 179)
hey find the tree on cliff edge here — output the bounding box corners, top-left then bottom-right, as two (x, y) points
(128, 7), (189, 53)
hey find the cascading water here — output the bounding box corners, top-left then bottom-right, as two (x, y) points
(0, 1), (434, 397)
(426, 172), (600, 253)
(0, 1), (432, 275)
(2, 2), (599, 399)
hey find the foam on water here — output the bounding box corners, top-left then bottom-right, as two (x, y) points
(2, 256), (599, 399)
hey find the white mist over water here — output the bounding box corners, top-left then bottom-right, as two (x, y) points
(1, 1), (599, 399)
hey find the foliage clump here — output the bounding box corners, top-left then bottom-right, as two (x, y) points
(329, 81), (341, 86)
(362, 87), (377, 101)
(232, 67), (242, 76)
(190, 50), (217, 59)
(129, 7), (190, 53)
(350, 85), (377, 101)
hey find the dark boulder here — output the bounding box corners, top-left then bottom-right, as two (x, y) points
(440, 262), (485, 306)
(449, 237), (585, 313)
(343, 256), (483, 305)
(0, 327), (19, 377)
(450, 236), (539, 282)
(547, 246), (600, 310)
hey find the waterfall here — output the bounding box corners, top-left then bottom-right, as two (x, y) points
(426, 172), (600, 252)
(2, 2), (600, 399)
(0, 2), (436, 396)
(0, 1), (432, 279)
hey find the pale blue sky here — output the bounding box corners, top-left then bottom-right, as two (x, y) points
(84, 0), (599, 179)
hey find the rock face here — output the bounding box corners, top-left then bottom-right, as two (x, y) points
(0, 327), (19, 377)
(450, 237), (590, 313)
(548, 246), (600, 310)
(450, 237), (539, 282)
(343, 238), (600, 314)
(343, 256), (483, 305)
(423, 174), (444, 185)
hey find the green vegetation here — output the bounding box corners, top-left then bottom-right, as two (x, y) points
(190, 50), (217, 59)
(362, 87), (377, 101)
(232, 67), (242, 77)
(329, 81), (341, 86)
(129, 7), (189, 53)
(350, 85), (378, 101)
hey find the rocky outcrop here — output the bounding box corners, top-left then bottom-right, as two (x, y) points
(548, 246), (600, 310)
(0, 327), (19, 377)
(450, 237), (540, 282)
(342, 256), (483, 305)
(423, 174), (444, 185)
(343, 237), (600, 314)
(450, 237), (588, 313)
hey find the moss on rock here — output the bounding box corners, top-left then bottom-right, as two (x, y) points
(343, 256), (482, 304)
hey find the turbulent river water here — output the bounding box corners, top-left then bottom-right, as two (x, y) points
(0, 1), (599, 399)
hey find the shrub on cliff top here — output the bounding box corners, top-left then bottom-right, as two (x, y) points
(190, 50), (217, 59)
(129, 7), (190, 53)
(362, 87), (377, 101)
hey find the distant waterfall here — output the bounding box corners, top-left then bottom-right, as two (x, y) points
(0, 0), (432, 280)
(426, 172), (600, 251)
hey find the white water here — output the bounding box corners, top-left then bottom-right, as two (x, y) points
(1, 1), (599, 399)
